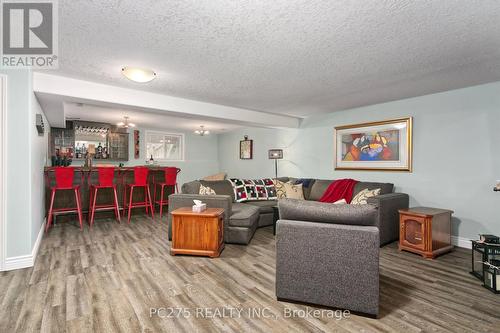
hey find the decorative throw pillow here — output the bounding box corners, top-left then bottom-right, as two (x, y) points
(252, 179), (268, 200)
(263, 178), (277, 200)
(243, 179), (258, 201)
(203, 172), (226, 181)
(274, 179), (288, 199)
(351, 188), (381, 205)
(283, 182), (305, 200)
(333, 198), (347, 204)
(199, 184), (216, 195)
(229, 178), (248, 202)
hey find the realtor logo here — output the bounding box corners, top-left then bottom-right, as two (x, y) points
(1, 0), (58, 68)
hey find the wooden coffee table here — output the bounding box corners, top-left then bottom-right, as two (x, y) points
(170, 207), (224, 258)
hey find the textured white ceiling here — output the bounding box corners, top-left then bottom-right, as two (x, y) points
(44, 0), (500, 117)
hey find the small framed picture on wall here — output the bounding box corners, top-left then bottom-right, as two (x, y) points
(240, 136), (253, 159)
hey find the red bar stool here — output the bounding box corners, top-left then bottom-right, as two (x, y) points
(45, 167), (84, 232)
(123, 166), (154, 223)
(88, 167), (121, 227)
(153, 167), (181, 219)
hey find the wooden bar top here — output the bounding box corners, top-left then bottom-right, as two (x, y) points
(44, 165), (170, 172)
(171, 207), (225, 217)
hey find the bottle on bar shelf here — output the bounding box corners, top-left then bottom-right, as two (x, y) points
(75, 143), (81, 159)
(96, 142), (103, 159)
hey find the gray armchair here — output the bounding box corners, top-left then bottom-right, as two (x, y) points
(275, 199), (380, 316)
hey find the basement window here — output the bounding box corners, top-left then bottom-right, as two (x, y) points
(145, 131), (184, 161)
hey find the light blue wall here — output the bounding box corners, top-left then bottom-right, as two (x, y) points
(29, 84), (49, 248)
(125, 127), (220, 186)
(0, 69), (49, 258)
(218, 81), (500, 239)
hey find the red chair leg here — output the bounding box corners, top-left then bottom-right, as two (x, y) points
(153, 183), (157, 212)
(90, 187), (98, 228)
(87, 186), (93, 225)
(113, 187), (121, 223)
(144, 186), (149, 214)
(159, 184), (165, 220)
(122, 185), (127, 218)
(75, 189), (83, 230)
(46, 189), (56, 232)
(147, 185), (154, 219)
(127, 186), (134, 224)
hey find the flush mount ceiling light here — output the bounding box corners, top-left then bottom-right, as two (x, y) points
(121, 66), (157, 83)
(117, 116), (136, 128)
(194, 125), (210, 136)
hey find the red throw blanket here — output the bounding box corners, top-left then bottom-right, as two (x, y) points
(319, 178), (359, 203)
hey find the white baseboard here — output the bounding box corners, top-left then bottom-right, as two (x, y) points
(4, 220), (45, 271)
(451, 235), (471, 249)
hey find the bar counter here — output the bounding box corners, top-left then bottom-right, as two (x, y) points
(44, 165), (177, 222)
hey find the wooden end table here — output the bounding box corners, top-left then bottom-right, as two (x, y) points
(170, 207), (224, 258)
(398, 207), (454, 259)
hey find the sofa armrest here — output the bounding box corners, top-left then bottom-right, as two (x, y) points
(367, 193), (409, 246)
(276, 219), (379, 316)
(167, 194), (232, 240)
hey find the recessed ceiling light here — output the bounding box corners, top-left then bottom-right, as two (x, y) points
(121, 66), (157, 83)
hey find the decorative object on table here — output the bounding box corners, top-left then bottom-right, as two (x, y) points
(194, 125), (210, 136)
(398, 207), (454, 259)
(351, 188), (381, 205)
(240, 135), (253, 159)
(35, 114), (45, 134)
(268, 149), (283, 178)
(334, 117), (413, 171)
(480, 234), (500, 243)
(170, 207), (225, 258)
(470, 239), (500, 293)
(134, 130), (140, 159)
(192, 199), (207, 212)
(84, 144), (96, 168)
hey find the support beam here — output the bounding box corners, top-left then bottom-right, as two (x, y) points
(33, 73), (301, 128)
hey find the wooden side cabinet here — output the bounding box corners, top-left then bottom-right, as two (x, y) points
(171, 207), (224, 258)
(398, 207), (454, 259)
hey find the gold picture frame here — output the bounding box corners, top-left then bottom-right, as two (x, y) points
(334, 117), (413, 172)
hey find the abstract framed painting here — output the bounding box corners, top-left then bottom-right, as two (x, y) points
(334, 117), (413, 171)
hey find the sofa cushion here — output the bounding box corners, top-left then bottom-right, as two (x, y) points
(200, 180), (235, 201)
(245, 200), (278, 214)
(278, 198), (377, 226)
(181, 180), (201, 194)
(308, 179), (333, 201)
(354, 182), (393, 196)
(230, 203), (260, 227)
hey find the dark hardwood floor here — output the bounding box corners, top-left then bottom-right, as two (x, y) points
(0, 215), (499, 332)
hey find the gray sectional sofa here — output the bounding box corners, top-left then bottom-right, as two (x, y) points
(276, 198), (380, 316)
(167, 177), (409, 245)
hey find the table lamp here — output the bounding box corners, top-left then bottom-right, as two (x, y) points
(268, 149), (283, 179)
